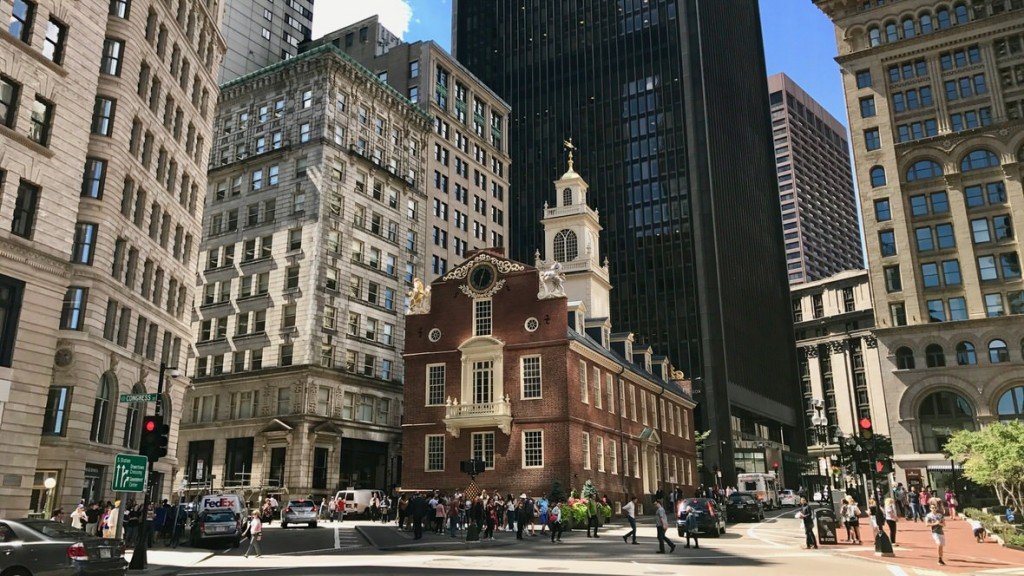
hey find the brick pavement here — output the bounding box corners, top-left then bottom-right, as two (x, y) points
(830, 514), (1024, 573)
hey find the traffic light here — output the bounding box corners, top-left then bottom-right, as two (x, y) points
(876, 458), (893, 475)
(139, 415), (167, 463)
(859, 417), (874, 440)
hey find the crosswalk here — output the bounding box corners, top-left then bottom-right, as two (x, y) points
(334, 526), (364, 550)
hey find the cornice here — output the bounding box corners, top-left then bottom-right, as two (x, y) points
(0, 235), (72, 279)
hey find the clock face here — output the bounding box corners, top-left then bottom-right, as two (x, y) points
(469, 264), (496, 292)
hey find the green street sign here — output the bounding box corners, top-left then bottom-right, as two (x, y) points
(112, 453), (148, 492)
(119, 393), (160, 403)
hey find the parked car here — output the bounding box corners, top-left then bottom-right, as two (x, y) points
(189, 508), (241, 548)
(0, 518), (126, 575)
(726, 492), (765, 522)
(281, 500), (318, 528)
(676, 498), (726, 538)
(333, 489), (385, 517)
(779, 489), (799, 507)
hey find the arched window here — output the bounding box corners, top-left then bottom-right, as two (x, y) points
(990, 339), (1010, 363)
(553, 229), (578, 263)
(919, 391), (977, 452)
(955, 341), (977, 365)
(885, 21), (900, 42)
(936, 8), (952, 29)
(902, 18), (916, 38)
(926, 344), (946, 367)
(954, 3), (970, 24)
(896, 346), (916, 369)
(870, 166), (887, 187)
(562, 187), (573, 206)
(997, 386), (1024, 420)
(920, 13), (934, 33)
(960, 149), (1000, 172)
(868, 26), (882, 47)
(122, 383), (146, 449)
(906, 159), (943, 181)
(90, 373), (116, 443)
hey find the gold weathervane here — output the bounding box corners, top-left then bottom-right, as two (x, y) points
(563, 138), (576, 172)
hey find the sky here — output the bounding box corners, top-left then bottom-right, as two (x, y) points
(312, 1), (850, 125)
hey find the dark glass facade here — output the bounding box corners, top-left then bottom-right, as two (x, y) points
(454, 0), (803, 481)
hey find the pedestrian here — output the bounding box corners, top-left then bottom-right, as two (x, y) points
(70, 504), (88, 531)
(397, 494), (408, 529)
(434, 497), (446, 534)
(586, 497), (599, 538)
(884, 497), (899, 545)
(505, 494), (515, 532)
(484, 501), (497, 540)
(654, 499), (675, 554)
(51, 508), (65, 523)
(538, 496), (549, 535)
(410, 493), (428, 540)
(85, 502), (101, 536)
(515, 496), (527, 540)
(925, 503), (946, 566)
(944, 488), (959, 520)
(622, 495), (638, 544)
(381, 494), (392, 523)
(447, 498), (459, 538)
(967, 517), (987, 543)
(525, 495), (537, 536)
(868, 498), (884, 539)
(549, 501), (563, 543)
(684, 506), (701, 549)
(797, 497), (817, 550)
(243, 511), (263, 558)
(841, 495), (862, 544)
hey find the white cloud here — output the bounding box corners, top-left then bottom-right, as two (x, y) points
(312, 0), (414, 39)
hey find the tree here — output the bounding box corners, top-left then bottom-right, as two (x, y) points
(548, 480), (568, 504)
(945, 420), (1024, 509)
(581, 479), (597, 500)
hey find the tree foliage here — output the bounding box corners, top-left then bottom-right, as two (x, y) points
(548, 480), (568, 504)
(944, 420), (1024, 509)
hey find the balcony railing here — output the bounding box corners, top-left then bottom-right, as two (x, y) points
(442, 396), (512, 437)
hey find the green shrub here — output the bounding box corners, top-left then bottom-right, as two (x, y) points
(1007, 533), (1024, 548)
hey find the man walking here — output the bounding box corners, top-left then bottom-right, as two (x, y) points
(243, 511), (263, 558)
(798, 497), (818, 549)
(655, 499), (676, 554)
(409, 493), (428, 540)
(586, 497), (600, 538)
(622, 496), (638, 544)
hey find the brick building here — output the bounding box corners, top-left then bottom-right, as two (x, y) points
(401, 158), (697, 503)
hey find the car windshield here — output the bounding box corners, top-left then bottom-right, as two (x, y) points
(204, 511), (235, 523)
(21, 520), (90, 539)
(290, 501), (315, 508)
(730, 495), (756, 503)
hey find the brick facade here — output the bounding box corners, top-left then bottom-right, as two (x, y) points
(402, 249), (697, 505)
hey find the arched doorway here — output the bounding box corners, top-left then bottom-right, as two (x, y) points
(918, 390), (977, 453)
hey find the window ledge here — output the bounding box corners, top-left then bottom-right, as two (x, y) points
(0, 30), (68, 77)
(0, 124), (55, 158)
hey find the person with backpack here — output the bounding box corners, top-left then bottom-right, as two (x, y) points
(841, 495), (862, 544)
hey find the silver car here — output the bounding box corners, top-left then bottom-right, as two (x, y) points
(189, 508), (241, 548)
(0, 518), (126, 575)
(281, 500), (318, 528)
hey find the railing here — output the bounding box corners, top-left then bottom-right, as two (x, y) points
(445, 397), (511, 419)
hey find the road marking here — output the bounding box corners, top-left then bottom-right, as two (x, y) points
(335, 526), (340, 549)
(886, 565), (909, 576)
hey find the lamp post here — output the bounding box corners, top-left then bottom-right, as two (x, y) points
(43, 477), (57, 520)
(810, 399), (831, 495)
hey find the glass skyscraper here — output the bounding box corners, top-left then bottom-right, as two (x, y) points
(453, 0), (804, 483)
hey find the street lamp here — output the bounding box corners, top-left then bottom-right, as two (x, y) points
(43, 477), (57, 520)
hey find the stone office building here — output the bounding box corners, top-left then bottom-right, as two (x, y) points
(816, 0), (1024, 491)
(402, 160), (697, 503)
(177, 44), (431, 499)
(0, 0), (225, 516)
(305, 15), (512, 280)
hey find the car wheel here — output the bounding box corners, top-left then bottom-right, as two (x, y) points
(309, 522), (317, 528)
(281, 522), (288, 529)
(2, 569), (32, 576)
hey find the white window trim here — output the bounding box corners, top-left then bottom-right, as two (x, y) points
(520, 355), (543, 400)
(425, 363), (446, 406)
(597, 436), (605, 472)
(425, 434), (445, 472)
(610, 439), (618, 475)
(471, 431), (496, 470)
(522, 429), (544, 469)
(582, 431), (591, 470)
(593, 366), (602, 409)
(579, 359), (589, 404)
(472, 297), (492, 337)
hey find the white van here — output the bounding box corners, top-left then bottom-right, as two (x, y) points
(197, 493), (247, 519)
(737, 473), (781, 509)
(334, 489), (385, 517)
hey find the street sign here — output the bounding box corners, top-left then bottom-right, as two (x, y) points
(119, 393), (160, 403)
(112, 453), (148, 492)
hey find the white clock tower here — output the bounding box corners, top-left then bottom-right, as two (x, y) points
(537, 141), (612, 321)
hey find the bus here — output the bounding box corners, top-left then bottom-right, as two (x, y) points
(736, 472), (781, 509)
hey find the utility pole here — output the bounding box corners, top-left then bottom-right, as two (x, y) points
(129, 362), (173, 570)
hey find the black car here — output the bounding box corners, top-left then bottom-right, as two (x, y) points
(676, 498), (726, 538)
(726, 492), (765, 522)
(0, 518), (126, 575)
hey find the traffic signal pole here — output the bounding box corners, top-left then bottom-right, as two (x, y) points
(128, 363), (166, 570)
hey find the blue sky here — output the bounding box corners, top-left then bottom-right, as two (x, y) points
(314, 1), (848, 125)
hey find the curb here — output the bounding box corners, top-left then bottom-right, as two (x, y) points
(354, 526), (519, 552)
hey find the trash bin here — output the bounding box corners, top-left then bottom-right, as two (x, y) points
(815, 507), (839, 545)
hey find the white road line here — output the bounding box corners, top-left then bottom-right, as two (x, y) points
(334, 526), (340, 549)
(886, 565), (909, 576)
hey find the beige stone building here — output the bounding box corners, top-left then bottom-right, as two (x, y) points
(817, 0), (1024, 491)
(177, 44), (431, 500)
(791, 270), (890, 487)
(0, 0), (224, 516)
(305, 16), (512, 279)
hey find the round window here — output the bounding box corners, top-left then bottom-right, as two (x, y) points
(428, 328), (442, 342)
(525, 317), (539, 332)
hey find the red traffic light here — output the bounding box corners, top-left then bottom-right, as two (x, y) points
(859, 417), (873, 430)
(144, 419), (157, 432)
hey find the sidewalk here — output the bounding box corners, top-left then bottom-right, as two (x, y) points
(829, 515), (1024, 573)
(123, 548), (213, 575)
